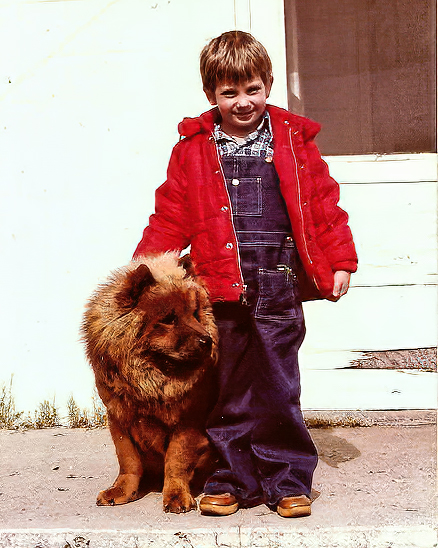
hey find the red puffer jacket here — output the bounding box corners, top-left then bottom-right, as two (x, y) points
(133, 105), (357, 302)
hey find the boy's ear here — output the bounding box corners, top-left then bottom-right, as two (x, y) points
(204, 88), (217, 105)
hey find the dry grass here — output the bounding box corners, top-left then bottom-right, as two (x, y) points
(32, 399), (60, 428)
(67, 393), (107, 429)
(0, 378), (107, 430)
(304, 412), (374, 429)
(0, 377), (24, 429)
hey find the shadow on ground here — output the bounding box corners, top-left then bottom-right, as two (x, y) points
(311, 428), (361, 468)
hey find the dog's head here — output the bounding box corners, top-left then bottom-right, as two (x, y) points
(115, 254), (217, 371)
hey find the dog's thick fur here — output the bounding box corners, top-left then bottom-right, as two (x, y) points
(82, 253), (218, 513)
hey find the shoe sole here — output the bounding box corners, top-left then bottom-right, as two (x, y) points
(277, 505), (311, 518)
(199, 502), (239, 516)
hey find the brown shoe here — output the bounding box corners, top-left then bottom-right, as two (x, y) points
(277, 495), (311, 518)
(199, 493), (239, 516)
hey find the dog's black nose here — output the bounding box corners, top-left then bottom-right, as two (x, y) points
(199, 335), (212, 350)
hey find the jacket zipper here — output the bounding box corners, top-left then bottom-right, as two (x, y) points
(212, 136), (247, 301)
(287, 126), (321, 292)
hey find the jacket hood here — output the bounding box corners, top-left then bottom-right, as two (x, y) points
(178, 108), (218, 138)
(177, 104), (321, 142)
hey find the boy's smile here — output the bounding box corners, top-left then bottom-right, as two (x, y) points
(206, 77), (272, 139)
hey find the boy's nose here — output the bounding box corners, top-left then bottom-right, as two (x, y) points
(236, 95), (250, 108)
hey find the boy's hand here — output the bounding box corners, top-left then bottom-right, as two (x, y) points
(332, 271), (351, 299)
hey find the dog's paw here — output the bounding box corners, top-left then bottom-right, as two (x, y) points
(96, 474), (141, 506)
(163, 490), (197, 514)
(96, 485), (139, 506)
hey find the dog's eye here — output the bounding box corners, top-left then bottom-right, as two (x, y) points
(159, 311), (177, 325)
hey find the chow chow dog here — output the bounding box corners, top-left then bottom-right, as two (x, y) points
(81, 253), (218, 513)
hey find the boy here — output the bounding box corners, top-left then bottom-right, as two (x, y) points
(133, 31), (357, 517)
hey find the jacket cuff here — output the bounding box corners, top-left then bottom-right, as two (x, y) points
(332, 261), (358, 273)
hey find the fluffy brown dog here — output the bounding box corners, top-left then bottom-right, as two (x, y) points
(82, 253), (218, 513)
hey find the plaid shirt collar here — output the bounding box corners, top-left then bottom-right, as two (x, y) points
(213, 111), (274, 157)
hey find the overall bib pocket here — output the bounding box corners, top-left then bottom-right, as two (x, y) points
(227, 177), (262, 216)
(254, 267), (299, 320)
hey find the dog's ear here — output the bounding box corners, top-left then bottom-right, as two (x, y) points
(178, 254), (197, 279)
(116, 264), (156, 308)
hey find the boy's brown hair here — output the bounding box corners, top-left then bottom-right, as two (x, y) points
(200, 30), (273, 93)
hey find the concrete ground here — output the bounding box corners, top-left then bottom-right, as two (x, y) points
(0, 411), (436, 548)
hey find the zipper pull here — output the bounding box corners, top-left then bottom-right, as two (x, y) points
(277, 264), (297, 283)
(240, 284), (248, 306)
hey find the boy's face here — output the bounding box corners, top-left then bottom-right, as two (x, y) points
(205, 77), (272, 138)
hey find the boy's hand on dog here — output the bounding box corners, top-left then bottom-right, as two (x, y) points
(332, 270), (350, 299)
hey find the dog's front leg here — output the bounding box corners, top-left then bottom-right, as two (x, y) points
(97, 416), (143, 506)
(163, 428), (210, 513)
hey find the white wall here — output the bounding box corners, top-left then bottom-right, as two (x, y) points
(0, 0), (436, 418)
(0, 0), (289, 418)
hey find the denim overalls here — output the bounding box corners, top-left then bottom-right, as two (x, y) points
(204, 154), (318, 507)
